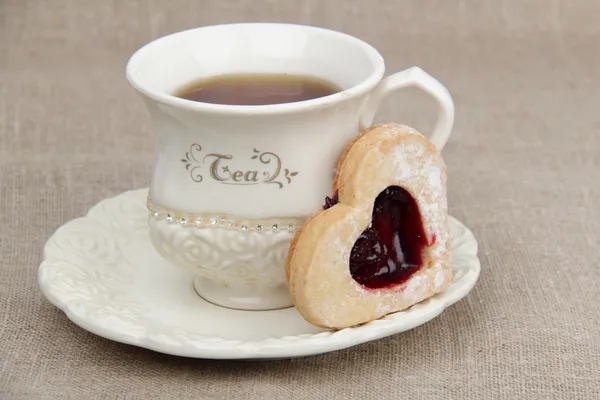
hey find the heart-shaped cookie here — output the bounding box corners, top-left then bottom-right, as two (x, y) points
(285, 123), (451, 329)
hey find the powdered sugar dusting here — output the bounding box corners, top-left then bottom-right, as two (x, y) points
(404, 275), (425, 297)
(386, 124), (422, 137)
(394, 148), (412, 181)
(434, 263), (445, 289)
(427, 167), (442, 193)
(431, 240), (445, 257)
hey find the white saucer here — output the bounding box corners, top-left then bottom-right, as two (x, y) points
(38, 189), (480, 360)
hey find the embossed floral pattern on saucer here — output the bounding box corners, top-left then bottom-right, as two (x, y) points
(38, 189), (480, 360)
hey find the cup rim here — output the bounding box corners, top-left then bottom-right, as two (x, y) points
(126, 23), (385, 115)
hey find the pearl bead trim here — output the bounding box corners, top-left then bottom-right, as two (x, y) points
(146, 198), (303, 233)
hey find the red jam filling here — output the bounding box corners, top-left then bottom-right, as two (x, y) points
(323, 191), (339, 210)
(349, 186), (428, 289)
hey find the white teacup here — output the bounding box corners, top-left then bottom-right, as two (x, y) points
(126, 23), (454, 311)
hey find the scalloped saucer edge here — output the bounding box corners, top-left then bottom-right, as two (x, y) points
(38, 189), (480, 360)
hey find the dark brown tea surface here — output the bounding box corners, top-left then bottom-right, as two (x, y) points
(174, 73), (340, 105)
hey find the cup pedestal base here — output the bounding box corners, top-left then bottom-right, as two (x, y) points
(192, 276), (294, 311)
(148, 216), (297, 311)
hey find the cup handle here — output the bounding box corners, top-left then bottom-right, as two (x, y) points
(359, 66), (455, 151)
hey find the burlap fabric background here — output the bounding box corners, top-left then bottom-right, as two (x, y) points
(1, 0), (599, 399)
